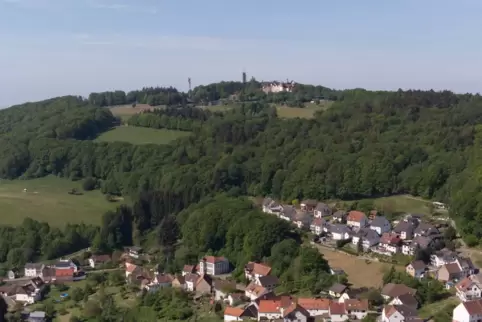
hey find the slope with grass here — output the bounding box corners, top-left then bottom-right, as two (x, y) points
(0, 176), (117, 226)
(94, 126), (191, 145)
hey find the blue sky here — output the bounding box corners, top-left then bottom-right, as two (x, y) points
(1, 0), (482, 106)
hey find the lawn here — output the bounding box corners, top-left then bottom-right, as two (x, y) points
(95, 126), (191, 145)
(316, 245), (403, 288)
(0, 176), (117, 226)
(275, 101), (333, 119)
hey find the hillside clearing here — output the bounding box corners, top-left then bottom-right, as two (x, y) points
(95, 126), (191, 145)
(0, 176), (117, 226)
(275, 102), (333, 119)
(316, 246), (402, 288)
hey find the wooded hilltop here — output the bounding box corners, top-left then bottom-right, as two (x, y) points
(1, 82), (482, 265)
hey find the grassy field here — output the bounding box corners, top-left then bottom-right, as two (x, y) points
(274, 102), (333, 119)
(316, 246), (402, 288)
(0, 176), (117, 226)
(95, 126), (191, 145)
(418, 296), (458, 319)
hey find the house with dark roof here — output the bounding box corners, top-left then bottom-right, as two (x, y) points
(257, 275), (279, 291)
(406, 260), (427, 278)
(310, 218), (326, 235)
(182, 264), (196, 276)
(127, 246), (143, 258)
(329, 283), (348, 298)
(402, 235), (435, 256)
(369, 216), (391, 235)
(213, 279), (236, 301)
(437, 263), (464, 282)
(262, 197), (283, 215)
(381, 283), (416, 300)
(292, 212), (311, 229)
(314, 202), (332, 218)
(88, 254), (111, 268)
(389, 293), (419, 309)
(382, 304), (419, 322)
(300, 199), (318, 212)
(351, 228), (380, 250)
(414, 222), (439, 238)
(279, 205), (296, 222)
(332, 210), (347, 223)
(393, 218), (418, 240)
(328, 224), (351, 241)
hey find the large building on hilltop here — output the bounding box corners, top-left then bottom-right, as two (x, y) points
(261, 80), (296, 93)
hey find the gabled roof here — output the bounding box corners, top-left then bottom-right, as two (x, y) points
(347, 211), (366, 223)
(224, 306), (244, 317)
(393, 219), (417, 233)
(258, 275), (279, 287)
(183, 265), (196, 273)
(407, 260), (426, 271)
(24, 263), (44, 270)
(345, 299), (369, 311)
(280, 206), (296, 219)
(301, 199), (318, 206)
(156, 274), (174, 284)
(315, 203), (332, 214)
(125, 262), (138, 273)
(245, 262), (272, 276)
(329, 224), (351, 235)
(201, 256), (228, 264)
(442, 262), (462, 275)
(394, 294), (418, 308)
(213, 279), (236, 292)
(329, 302), (345, 315)
(414, 223), (438, 236)
(311, 218), (326, 227)
(333, 210), (347, 218)
(297, 298), (330, 310)
(384, 304), (418, 319)
(184, 273), (200, 284)
(381, 283), (417, 298)
(91, 254), (111, 263)
(356, 228), (380, 241)
(463, 299), (482, 315)
(411, 236), (433, 249)
(380, 232), (401, 245)
(258, 299), (282, 313)
(329, 283), (347, 293)
(370, 216), (390, 228)
(246, 282), (268, 297)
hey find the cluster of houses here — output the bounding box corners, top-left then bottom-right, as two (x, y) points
(263, 198), (447, 260)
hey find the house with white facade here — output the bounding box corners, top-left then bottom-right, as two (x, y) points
(244, 262), (271, 281)
(456, 274), (482, 302)
(314, 202), (332, 218)
(224, 307), (244, 321)
(453, 298), (482, 322)
(346, 211), (368, 229)
(262, 198), (283, 215)
(24, 263), (45, 278)
(310, 218), (326, 235)
(382, 305), (419, 322)
(279, 206), (296, 222)
(329, 224), (351, 241)
(198, 256), (230, 275)
(431, 248), (458, 267)
(297, 298), (330, 317)
(370, 216), (391, 235)
(352, 228), (380, 250)
(374, 232), (402, 256)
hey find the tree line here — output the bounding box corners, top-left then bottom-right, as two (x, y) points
(2, 88), (482, 244)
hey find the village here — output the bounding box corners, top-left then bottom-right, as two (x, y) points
(1, 198), (482, 322)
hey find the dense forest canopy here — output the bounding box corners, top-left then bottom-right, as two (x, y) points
(1, 85), (482, 245)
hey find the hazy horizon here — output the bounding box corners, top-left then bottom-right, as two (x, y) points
(1, 0), (482, 107)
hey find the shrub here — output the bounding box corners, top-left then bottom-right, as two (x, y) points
(82, 177), (98, 191)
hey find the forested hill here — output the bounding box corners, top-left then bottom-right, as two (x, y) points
(2, 88), (482, 243)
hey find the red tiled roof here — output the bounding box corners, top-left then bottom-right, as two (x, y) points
(246, 282), (267, 297)
(224, 306), (244, 317)
(384, 305), (397, 318)
(297, 298), (330, 310)
(252, 262), (271, 276)
(345, 299), (369, 311)
(311, 218), (325, 227)
(258, 300), (281, 313)
(347, 211), (366, 222)
(329, 302), (345, 315)
(456, 277), (473, 292)
(380, 232), (402, 245)
(444, 263), (462, 274)
(463, 299), (482, 315)
(202, 256), (227, 264)
(125, 262), (138, 273)
(183, 265), (195, 273)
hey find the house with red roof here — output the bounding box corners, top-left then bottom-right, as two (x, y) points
(347, 211), (368, 229)
(453, 298), (482, 322)
(224, 306), (244, 321)
(456, 274), (482, 302)
(244, 262), (272, 281)
(258, 297), (309, 321)
(297, 298), (330, 317)
(198, 256), (230, 276)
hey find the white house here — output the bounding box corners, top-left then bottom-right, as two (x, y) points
(352, 228), (380, 250)
(329, 302), (349, 322)
(329, 225), (351, 240)
(224, 307), (244, 321)
(382, 305), (419, 322)
(456, 274), (482, 302)
(314, 202), (332, 218)
(310, 218), (326, 235)
(346, 211), (368, 229)
(298, 298), (330, 317)
(369, 216), (391, 235)
(262, 198), (283, 215)
(24, 263), (45, 278)
(199, 256), (230, 275)
(431, 248), (458, 267)
(453, 299), (482, 322)
(244, 282), (269, 301)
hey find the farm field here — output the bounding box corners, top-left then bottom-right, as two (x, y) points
(275, 102), (333, 119)
(316, 246), (402, 288)
(95, 126), (191, 145)
(0, 176), (117, 226)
